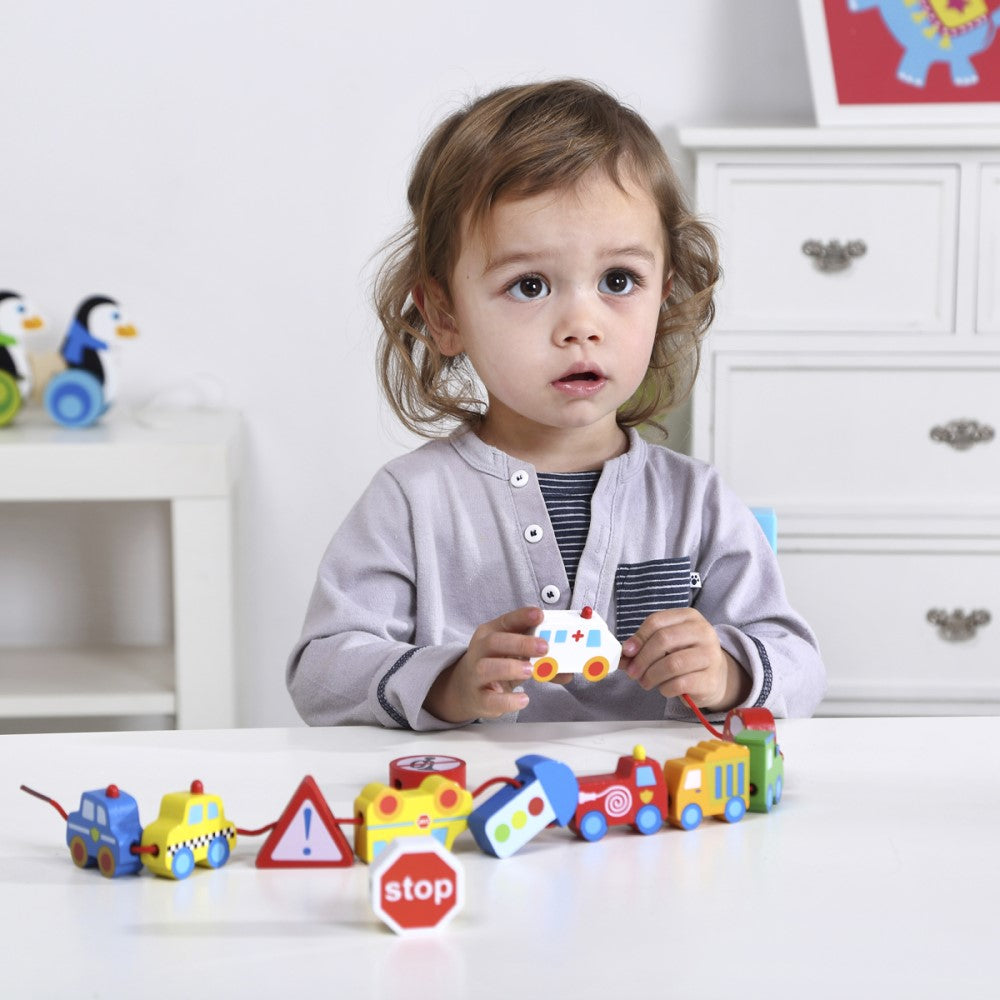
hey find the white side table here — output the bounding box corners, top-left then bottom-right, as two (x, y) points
(0, 408), (241, 729)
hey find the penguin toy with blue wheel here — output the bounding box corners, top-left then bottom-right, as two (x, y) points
(0, 290), (46, 427)
(45, 295), (138, 428)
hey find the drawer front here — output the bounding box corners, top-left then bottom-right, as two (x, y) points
(714, 354), (1000, 514)
(779, 546), (999, 702)
(711, 164), (958, 333)
(979, 165), (1000, 336)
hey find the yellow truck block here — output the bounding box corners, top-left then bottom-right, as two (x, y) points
(665, 740), (751, 830)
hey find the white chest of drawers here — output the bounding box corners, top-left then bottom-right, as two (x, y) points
(679, 127), (1000, 716)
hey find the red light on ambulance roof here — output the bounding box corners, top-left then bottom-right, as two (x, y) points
(581, 606), (593, 619)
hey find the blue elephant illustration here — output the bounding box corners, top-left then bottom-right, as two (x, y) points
(850, 0), (1000, 86)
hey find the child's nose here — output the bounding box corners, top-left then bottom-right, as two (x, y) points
(552, 291), (603, 346)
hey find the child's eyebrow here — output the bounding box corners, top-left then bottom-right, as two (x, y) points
(483, 244), (659, 276)
(602, 245), (659, 268)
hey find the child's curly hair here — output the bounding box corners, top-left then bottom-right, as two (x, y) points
(375, 78), (719, 437)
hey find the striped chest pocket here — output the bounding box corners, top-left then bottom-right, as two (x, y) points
(613, 557), (693, 641)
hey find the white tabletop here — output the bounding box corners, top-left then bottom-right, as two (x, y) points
(3, 717), (998, 999)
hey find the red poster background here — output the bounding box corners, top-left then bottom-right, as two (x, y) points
(822, 0), (1000, 104)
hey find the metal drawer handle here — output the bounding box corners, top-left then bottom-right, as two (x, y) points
(801, 239), (867, 273)
(930, 419), (995, 451)
(927, 608), (991, 642)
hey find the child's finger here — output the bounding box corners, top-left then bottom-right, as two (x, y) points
(479, 687), (530, 718)
(621, 608), (689, 659)
(632, 647), (704, 692)
(481, 631), (548, 662)
(621, 613), (706, 680)
(491, 606), (546, 637)
(478, 656), (536, 687)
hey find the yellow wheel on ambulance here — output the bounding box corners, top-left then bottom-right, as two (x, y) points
(532, 657), (559, 682)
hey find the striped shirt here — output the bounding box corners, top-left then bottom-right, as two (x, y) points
(537, 471), (601, 591)
(613, 557), (695, 637)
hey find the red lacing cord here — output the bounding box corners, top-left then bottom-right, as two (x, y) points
(235, 822), (277, 836)
(20, 785), (68, 820)
(682, 694), (727, 741)
(471, 776), (521, 798)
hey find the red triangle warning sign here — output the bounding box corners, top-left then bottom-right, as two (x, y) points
(256, 775), (354, 868)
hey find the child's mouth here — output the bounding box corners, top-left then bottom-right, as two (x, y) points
(552, 370), (607, 396)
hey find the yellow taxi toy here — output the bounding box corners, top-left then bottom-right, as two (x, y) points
(140, 780), (237, 879)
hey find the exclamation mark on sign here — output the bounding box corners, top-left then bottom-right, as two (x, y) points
(302, 806), (313, 856)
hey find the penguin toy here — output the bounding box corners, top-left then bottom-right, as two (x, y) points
(60, 296), (138, 408)
(0, 289), (46, 426)
(46, 295), (138, 427)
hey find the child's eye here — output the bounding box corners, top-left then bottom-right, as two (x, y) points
(599, 269), (638, 295)
(507, 275), (550, 301)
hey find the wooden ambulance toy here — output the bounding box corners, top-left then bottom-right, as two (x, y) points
(529, 606), (621, 683)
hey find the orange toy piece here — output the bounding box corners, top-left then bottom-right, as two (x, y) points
(665, 740), (751, 831)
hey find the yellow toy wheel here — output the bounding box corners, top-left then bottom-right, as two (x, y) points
(532, 657), (559, 682)
(583, 656), (610, 682)
(0, 371), (21, 426)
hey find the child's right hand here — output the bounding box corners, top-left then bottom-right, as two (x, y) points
(423, 606), (547, 723)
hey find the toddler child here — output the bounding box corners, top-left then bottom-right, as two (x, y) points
(287, 79), (825, 729)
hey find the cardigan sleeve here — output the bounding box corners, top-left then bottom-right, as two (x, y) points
(693, 470), (827, 719)
(285, 469), (467, 730)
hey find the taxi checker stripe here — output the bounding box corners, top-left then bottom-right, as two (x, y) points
(165, 825), (236, 858)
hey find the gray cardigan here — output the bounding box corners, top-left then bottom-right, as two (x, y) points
(287, 428), (826, 729)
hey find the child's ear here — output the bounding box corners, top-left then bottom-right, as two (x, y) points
(662, 269), (675, 304)
(412, 281), (462, 357)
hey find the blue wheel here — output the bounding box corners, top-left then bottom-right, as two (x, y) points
(723, 796), (746, 824)
(578, 810), (608, 843)
(44, 370), (104, 427)
(170, 846), (195, 880)
(206, 835), (230, 869)
(634, 804), (663, 836)
(774, 775), (783, 804)
(680, 803), (702, 831)
(765, 784), (775, 812)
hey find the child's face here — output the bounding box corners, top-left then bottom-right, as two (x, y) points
(433, 169), (668, 457)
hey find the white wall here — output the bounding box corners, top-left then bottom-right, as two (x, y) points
(0, 0), (814, 727)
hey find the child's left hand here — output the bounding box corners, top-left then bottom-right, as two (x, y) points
(619, 608), (751, 712)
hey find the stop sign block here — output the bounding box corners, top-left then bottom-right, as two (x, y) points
(369, 838), (464, 934)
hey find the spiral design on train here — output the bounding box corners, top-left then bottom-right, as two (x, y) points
(602, 785), (632, 818)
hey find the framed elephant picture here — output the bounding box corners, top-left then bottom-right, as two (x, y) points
(799, 0), (1000, 124)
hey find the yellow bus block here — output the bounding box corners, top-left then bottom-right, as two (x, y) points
(354, 775), (471, 863)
